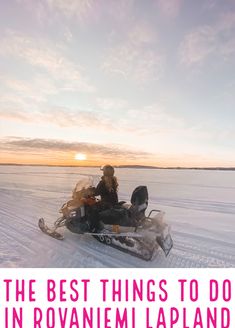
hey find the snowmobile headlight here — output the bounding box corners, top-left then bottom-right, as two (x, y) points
(69, 211), (77, 218)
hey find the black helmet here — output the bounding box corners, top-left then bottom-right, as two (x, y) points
(101, 164), (115, 177)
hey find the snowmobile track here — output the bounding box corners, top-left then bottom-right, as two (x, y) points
(93, 235), (155, 261)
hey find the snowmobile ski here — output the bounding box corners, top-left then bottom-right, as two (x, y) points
(38, 218), (64, 240)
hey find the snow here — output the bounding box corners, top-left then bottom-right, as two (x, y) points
(0, 166), (235, 268)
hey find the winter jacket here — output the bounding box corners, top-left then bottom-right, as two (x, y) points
(95, 178), (118, 207)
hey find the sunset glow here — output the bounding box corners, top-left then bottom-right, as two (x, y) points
(75, 153), (87, 161)
(0, 1), (234, 167)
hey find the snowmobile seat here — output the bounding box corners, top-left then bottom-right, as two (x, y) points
(131, 186), (148, 206)
(129, 186), (148, 220)
(104, 186), (149, 226)
(99, 207), (129, 226)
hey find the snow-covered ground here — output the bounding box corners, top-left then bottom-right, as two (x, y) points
(0, 166), (235, 268)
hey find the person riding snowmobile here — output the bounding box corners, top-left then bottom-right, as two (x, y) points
(85, 165), (119, 232)
(95, 165), (119, 208)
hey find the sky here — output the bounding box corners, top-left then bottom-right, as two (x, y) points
(0, 0), (235, 167)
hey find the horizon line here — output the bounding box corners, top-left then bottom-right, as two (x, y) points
(0, 163), (235, 171)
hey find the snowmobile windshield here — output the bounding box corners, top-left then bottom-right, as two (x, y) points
(74, 176), (94, 193)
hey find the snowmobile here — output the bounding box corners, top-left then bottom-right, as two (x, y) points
(38, 176), (173, 261)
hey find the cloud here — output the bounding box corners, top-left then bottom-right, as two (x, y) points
(202, 0), (217, 11)
(16, 0), (96, 24)
(127, 104), (184, 127)
(16, 0), (49, 25)
(0, 106), (115, 131)
(128, 22), (156, 46)
(220, 81), (235, 109)
(179, 26), (216, 66)
(102, 44), (148, 82)
(46, 0), (134, 21)
(64, 27), (73, 42)
(122, 104), (184, 138)
(104, 0), (135, 22)
(46, 0), (95, 20)
(220, 38), (235, 58)
(17, 0), (134, 25)
(217, 12), (235, 31)
(102, 22), (164, 84)
(1, 75), (58, 104)
(0, 110), (29, 122)
(0, 137), (151, 160)
(156, 0), (183, 18)
(0, 30), (95, 93)
(40, 107), (116, 130)
(179, 12), (235, 67)
(0, 93), (29, 110)
(0, 99), (185, 139)
(96, 97), (128, 111)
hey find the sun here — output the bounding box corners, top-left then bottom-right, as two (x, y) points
(75, 153), (87, 161)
